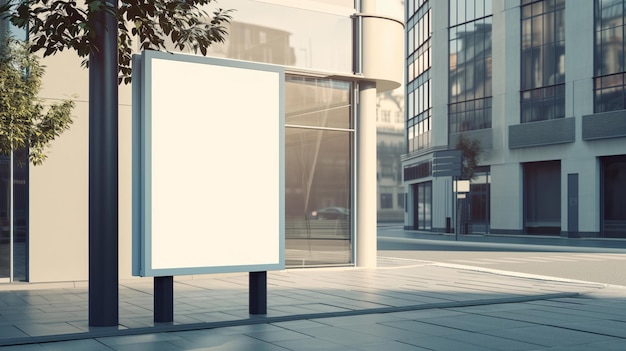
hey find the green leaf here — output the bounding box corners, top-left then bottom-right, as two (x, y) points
(2, 0), (233, 86)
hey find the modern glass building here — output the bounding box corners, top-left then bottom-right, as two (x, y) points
(0, 0), (403, 282)
(403, 0), (626, 238)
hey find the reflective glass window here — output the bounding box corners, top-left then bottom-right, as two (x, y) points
(285, 77), (351, 129)
(448, 0), (493, 133)
(407, 1), (432, 153)
(284, 76), (353, 267)
(594, 0), (626, 112)
(207, 0), (353, 73)
(520, 0), (565, 122)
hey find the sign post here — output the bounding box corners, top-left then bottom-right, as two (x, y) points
(433, 150), (463, 240)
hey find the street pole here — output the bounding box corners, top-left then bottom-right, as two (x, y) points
(453, 176), (458, 241)
(88, 0), (119, 327)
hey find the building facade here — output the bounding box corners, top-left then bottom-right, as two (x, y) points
(403, 0), (626, 238)
(377, 89), (405, 222)
(0, 0), (403, 282)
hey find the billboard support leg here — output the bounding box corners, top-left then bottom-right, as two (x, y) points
(154, 276), (174, 322)
(249, 271), (267, 314)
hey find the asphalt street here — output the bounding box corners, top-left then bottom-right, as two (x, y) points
(378, 225), (626, 287)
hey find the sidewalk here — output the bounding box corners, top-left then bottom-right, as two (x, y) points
(0, 257), (625, 350)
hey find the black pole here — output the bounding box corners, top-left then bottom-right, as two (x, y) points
(154, 276), (174, 323)
(249, 271), (267, 314)
(88, 0), (119, 327)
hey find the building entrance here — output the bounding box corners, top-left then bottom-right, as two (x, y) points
(602, 155), (626, 238)
(524, 161), (561, 235)
(412, 181), (432, 230)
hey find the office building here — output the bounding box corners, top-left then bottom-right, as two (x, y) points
(0, 0), (403, 282)
(403, 0), (626, 238)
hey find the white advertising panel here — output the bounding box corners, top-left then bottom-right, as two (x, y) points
(132, 51), (285, 277)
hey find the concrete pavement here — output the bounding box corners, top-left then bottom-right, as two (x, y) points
(0, 256), (625, 350)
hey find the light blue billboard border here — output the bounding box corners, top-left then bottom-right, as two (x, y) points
(132, 50), (285, 277)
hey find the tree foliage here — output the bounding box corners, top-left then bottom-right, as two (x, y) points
(455, 134), (481, 180)
(0, 39), (74, 165)
(0, 0), (233, 84)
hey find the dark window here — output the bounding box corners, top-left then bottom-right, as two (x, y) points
(380, 194), (393, 209)
(404, 161), (432, 181)
(520, 0), (565, 123)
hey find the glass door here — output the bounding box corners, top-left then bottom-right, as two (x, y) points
(0, 152), (28, 282)
(0, 156), (11, 281)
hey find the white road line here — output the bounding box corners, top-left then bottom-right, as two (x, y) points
(449, 259), (496, 265)
(503, 257), (552, 262)
(575, 254), (626, 260)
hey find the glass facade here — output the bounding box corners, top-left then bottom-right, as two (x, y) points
(284, 76), (353, 267)
(449, 0), (493, 133)
(407, 1), (432, 153)
(594, 0), (626, 112)
(208, 0), (353, 74)
(520, 0), (566, 123)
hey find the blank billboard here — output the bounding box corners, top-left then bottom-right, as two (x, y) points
(132, 50), (284, 277)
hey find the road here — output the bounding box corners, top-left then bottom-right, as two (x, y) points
(378, 225), (626, 287)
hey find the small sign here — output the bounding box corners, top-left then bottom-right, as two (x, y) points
(454, 180), (470, 193)
(433, 149), (462, 177)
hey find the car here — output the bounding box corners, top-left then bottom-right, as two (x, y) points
(310, 207), (350, 220)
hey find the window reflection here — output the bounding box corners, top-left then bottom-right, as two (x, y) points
(448, 0), (493, 132)
(520, 0), (565, 123)
(285, 76), (352, 267)
(407, 1), (432, 153)
(285, 77), (351, 129)
(594, 0), (626, 112)
(206, 0), (352, 73)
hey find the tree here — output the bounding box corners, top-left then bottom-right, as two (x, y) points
(456, 133), (481, 180)
(0, 0), (234, 326)
(0, 0), (233, 84)
(0, 39), (73, 165)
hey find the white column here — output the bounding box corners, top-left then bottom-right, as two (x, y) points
(360, 0), (375, 12)
(357, 81), (377, 267)
(356, 0), (377, 267)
